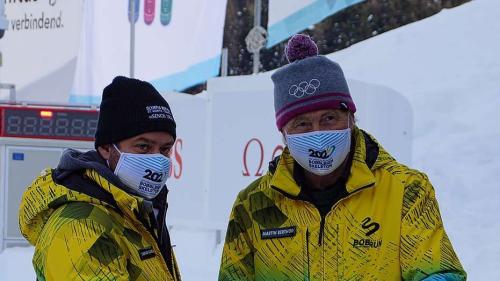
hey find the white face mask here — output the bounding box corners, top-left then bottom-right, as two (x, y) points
(112, 144), (170, 199)
(285, 128), (351, 176)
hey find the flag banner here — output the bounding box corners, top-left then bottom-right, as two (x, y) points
(267, 0), (365, 48)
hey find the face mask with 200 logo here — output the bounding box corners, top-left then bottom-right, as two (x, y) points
(285, 128), (351, 176)
(112, 144), (171, 199)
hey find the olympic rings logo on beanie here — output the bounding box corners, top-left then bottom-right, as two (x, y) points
(288, 79), (321, 98)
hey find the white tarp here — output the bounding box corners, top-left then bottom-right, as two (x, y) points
(160, 92), (210, 226)
(0, 0), (84, 103)
(267, 0), (365, 47)
(70, 0), (227, 105)
(164, 74), (413, 229)
(0, 73), (413, 249)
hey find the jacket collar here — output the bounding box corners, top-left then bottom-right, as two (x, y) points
(84, 168), (144, 218)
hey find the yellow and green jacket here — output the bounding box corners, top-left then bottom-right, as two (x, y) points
(19, 149), (181, 281)
(219, 127), (466, 281)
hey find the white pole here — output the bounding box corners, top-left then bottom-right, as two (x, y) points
(130, 0), (136, 78)
(221, 48), (228, 77)
(253, 0), (262, 74)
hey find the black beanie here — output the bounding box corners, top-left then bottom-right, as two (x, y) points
(94, 76), (176, 148)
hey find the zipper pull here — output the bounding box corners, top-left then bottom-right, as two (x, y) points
(318, 216), (326, 246)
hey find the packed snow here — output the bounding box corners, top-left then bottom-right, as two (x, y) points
(1, 0), (498, 280)
(330, 1), (500, 279)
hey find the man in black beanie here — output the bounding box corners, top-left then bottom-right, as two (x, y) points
(19, 76), (181, 281)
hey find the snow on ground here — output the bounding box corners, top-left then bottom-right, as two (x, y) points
(330, 0), (500, 279)
(0, 247), (34, 280)
(1, 0), (499, 280)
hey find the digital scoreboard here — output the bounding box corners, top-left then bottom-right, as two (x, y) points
(0, 104), (99, 141)
(0, 103), (99, 251)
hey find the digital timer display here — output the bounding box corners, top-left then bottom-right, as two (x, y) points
(0, 106), (99, 141)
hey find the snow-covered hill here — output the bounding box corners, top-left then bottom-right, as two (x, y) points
(330, 0), (500, 279)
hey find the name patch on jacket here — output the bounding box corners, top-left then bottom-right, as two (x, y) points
(261, 227), (296, 239)
(138, 247), (156, 260)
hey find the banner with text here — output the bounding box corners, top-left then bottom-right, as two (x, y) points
(0, 0), (84, 103)
(70, 0), (227, 105)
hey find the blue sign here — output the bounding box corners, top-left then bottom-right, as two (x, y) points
(12, 152), (24, 161)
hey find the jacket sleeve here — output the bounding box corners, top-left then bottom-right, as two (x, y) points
(218, 196), (255, 281)
(399, 173), (467, 281)
(34, 205), (129, 281)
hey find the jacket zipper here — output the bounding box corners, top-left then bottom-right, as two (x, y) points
(310, 182), (376, 246)
(318, 215), (326, 246)
(273, 182), (375, 247)
(159, 203), (179, 281)
(318, 182), (376, 246)
(143, 209), (178, 280)
(306, 229), (310, 281)
(132, 210), (172, 278)
(275, 182), (376, 279)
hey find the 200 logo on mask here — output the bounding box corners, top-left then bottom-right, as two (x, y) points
(308, 147), (335, 159)
(143, 169), (165, 183)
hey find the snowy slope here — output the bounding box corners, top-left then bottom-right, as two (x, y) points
(1, 0), (498, 280)
(330, 0), (500, 279)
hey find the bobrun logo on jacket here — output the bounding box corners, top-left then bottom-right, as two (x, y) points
(353, 217), (382, 248)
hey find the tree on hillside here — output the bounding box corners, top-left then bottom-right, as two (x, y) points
(185, 0), (470, 94)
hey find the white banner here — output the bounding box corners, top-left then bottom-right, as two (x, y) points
(0, 0), (84, 103)
(267, 0), (365, 47)
(161, 92), (210, 225)
(0, 74), (412, 245)
(164, 74), (413, 229)
(70, 0), (227, 105)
